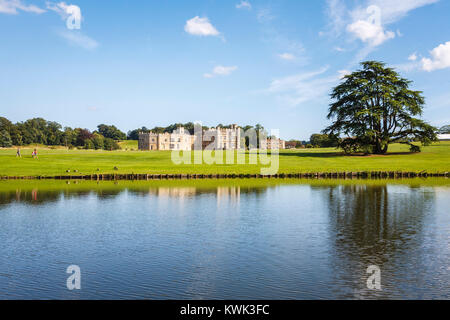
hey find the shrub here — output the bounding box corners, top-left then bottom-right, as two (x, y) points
(0, 130), (13, 147)
(103, 138), (120, 151)
(84, 139), (95, 150)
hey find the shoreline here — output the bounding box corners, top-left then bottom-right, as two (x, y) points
(1, 171), (449, 181)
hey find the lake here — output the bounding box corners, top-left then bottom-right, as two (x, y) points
(0, 179), (449, 300)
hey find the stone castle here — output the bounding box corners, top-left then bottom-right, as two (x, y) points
(138, 124), (285, 151)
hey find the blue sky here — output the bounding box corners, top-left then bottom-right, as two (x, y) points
(1, 0), (450, 140)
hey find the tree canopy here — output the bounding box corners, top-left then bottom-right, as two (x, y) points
(0, 117), (120, 150)
(324, 61), (437, 154)
(97, 124), (127, 141)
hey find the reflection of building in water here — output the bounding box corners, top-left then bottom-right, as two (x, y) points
(155, 187), (197, 198)
(217, 186), (240, 206)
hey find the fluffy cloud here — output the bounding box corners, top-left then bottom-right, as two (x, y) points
(204, 65), (238, 78)
(236, 1), (251, 10)
(46, 1), (81, 21)
(278, 53), (296, 61)
(184, 16), (220, 37)
(0, 0), (45, 14)
(326, 0), (439, 48)
(349, 0), (439, 25)
(421, 41), (450, 71)
(408, 53), (418, 61)
(347, 19), (395, 46)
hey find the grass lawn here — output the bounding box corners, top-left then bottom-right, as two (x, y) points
(118, 140), (138, 150)
(0, 142), (449, 177)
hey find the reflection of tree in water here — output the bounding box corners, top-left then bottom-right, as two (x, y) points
(316, 184), (435, 299)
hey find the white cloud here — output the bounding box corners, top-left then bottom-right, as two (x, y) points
(204, 65), (238, 78)
(236, 1), (251, 10)
(46, 1), (81, 21)
(57, 30), (98, 50)
(325, 0), (439, 49)
(0, 0), (45, 14)
(408, 53), (418, 61)
(267, 67), (338, 107)
(334, 46), (346, 52)
(184, 16), (220, 37)
(349, 0), (439, 25)
(338, 69), (352, 79)
(421, 41), (450, 71)
(347, 19), (395, 46)
(278, 53), (296, 61)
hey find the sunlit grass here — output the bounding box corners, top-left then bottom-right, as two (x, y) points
(0, 142), (449, 177)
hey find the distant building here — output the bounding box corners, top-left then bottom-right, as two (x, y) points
(138, 127), (193, 151)
(261, 138), (286, 150)
(202, 124), (242, 150)
(138, 124), (242, 151)
(285, 141), (297, 149)
(437, 134), (450, 141)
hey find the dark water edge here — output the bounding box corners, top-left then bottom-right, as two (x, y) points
(0, 179), (449, 300)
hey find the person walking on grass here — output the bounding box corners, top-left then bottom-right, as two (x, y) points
(32, 148), (38, 159)
(16, 148), (21, 158)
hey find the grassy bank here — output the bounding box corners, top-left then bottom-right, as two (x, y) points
(0, 142), (449, 177)
(1, 177), (449, 194)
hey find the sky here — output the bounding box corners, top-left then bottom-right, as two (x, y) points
(1, 0), (450, 140)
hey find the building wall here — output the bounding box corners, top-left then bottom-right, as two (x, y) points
(139, 127), (195, 151)
(261, 138), (286, 150)
(203, 125), (241, 150)
(139, 125), (243, 151)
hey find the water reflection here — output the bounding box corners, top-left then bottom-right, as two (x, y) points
(0, 180), (448, 299)
(319, 184), (447, 299)
(0, 183), (273, 206)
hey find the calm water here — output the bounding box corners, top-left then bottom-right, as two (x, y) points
(0, 180), (449, 300)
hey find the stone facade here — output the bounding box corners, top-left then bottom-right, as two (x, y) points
(261, 138), (286, 150)
(202, 124), (242, 150)
(138, 127), (193, 151)
(139, 125), (243, 151)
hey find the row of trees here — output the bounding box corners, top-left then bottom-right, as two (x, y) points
(0, 118), (274, 150)
(0, 117), (122, 150)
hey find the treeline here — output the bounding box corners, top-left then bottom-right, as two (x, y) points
(0, 117), (123, 150)
(1, 117), (381, 150)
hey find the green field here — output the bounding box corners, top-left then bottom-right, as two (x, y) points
(0, 142), (449, 177)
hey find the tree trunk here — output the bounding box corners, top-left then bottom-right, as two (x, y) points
(374, 139), (383, 154)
